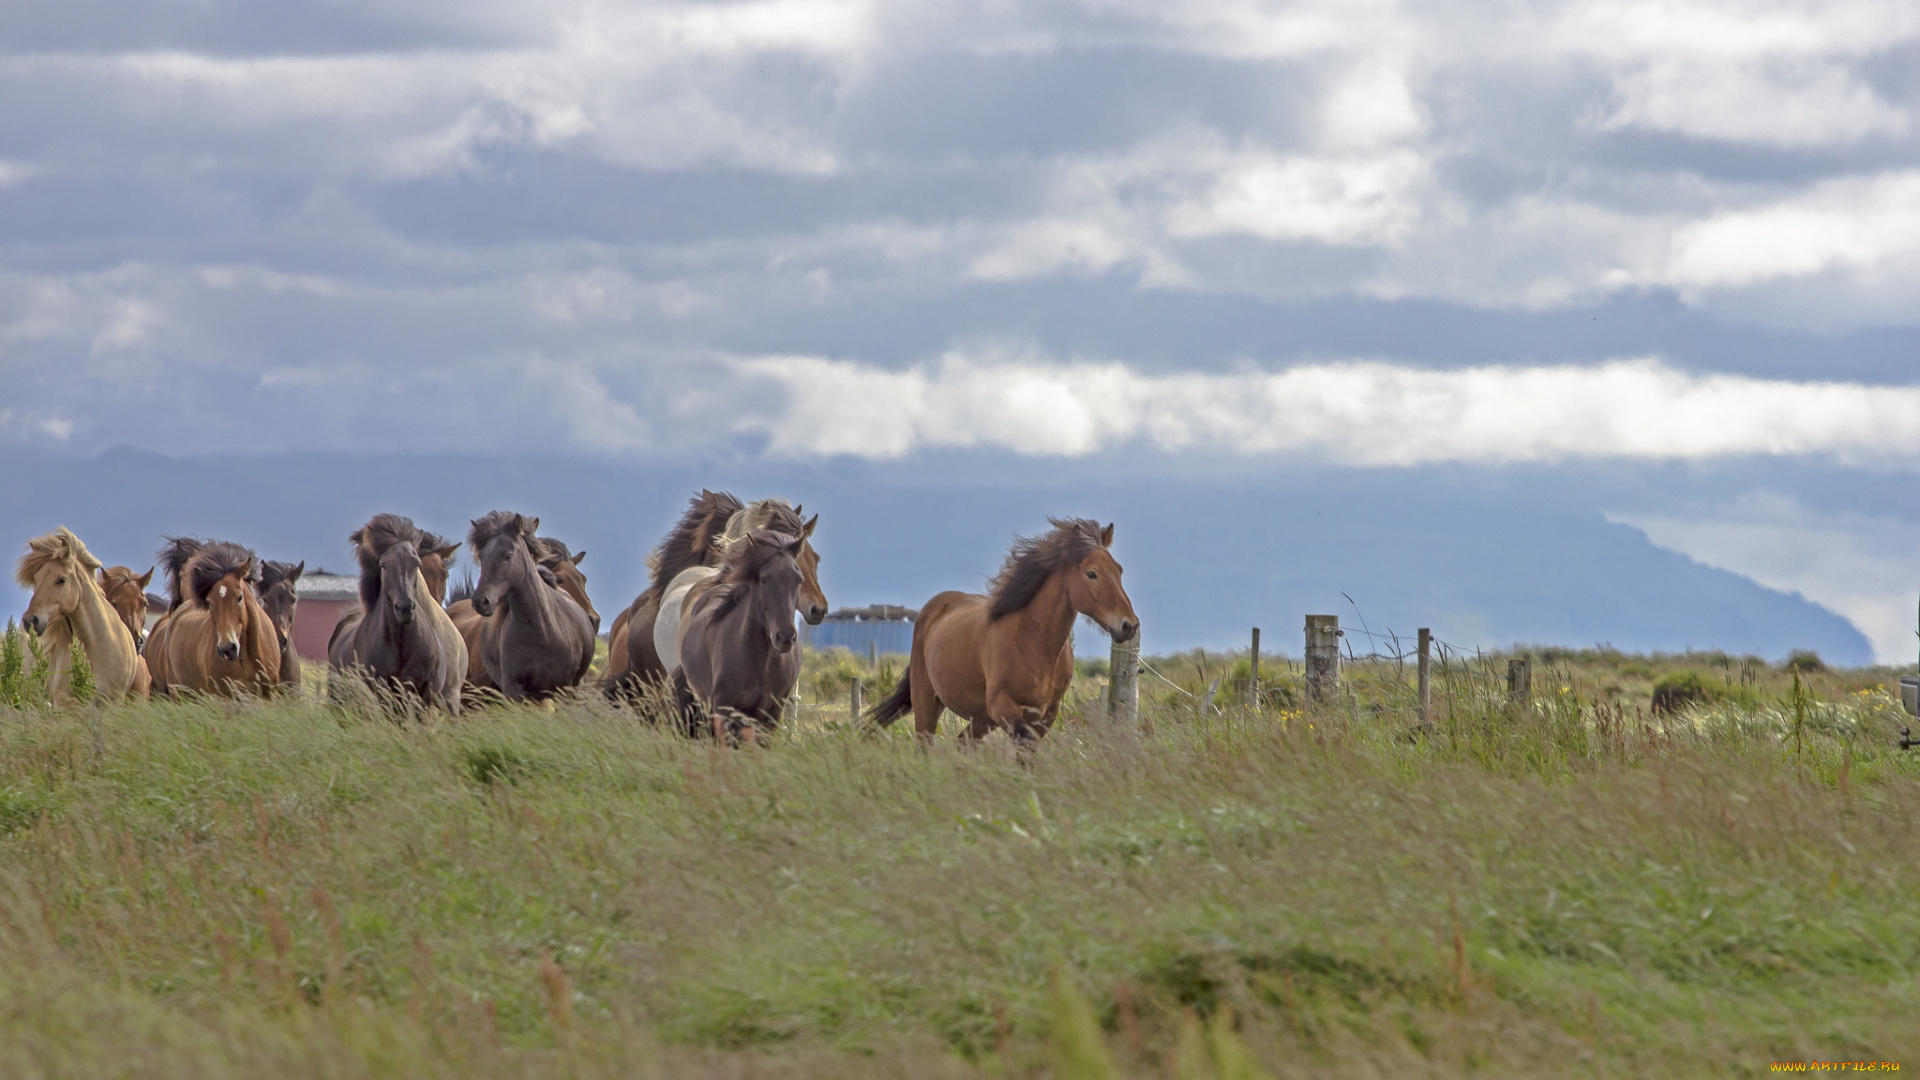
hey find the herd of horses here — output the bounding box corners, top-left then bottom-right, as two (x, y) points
(13, 490), (1139, 746)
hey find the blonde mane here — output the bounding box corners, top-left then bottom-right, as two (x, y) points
(16, 526), (102, 589)
(717, 498), (804, 554)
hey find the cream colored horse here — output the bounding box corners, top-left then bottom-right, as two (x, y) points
(16, 527), (150, 701)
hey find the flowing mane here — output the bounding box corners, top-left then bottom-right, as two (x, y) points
(530, 535), (574, 567)
(647, 490), (744, 597)
(709, 529), (799, 621)
(16, 527), (102, 589)
(157, 535), (208, 610)
(987, 517), (1106, 621)
(467, 510), (534, 558)
(183, 541), (259, 609)
(352, 514), (423, 609)
(100, 565), (147, 596)
(718, 498), (804, 551)
(419, 529), (457, 562)
(259, 559), (304, 592)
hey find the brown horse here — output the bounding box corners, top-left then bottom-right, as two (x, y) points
(327, 515), (466, 713)
(98, 565), (154, 651)
(418, 531), (460, 605)
(448, 531), (597, 694)
(258, 560), (305, 688)
(145, 536), (280, 696)
(603, 492), (824, 699)
(672, 528), (805, 739)
(461, 512), (595, 702)
(16, 528), (150, 701)
(867, 518), (1136, 748)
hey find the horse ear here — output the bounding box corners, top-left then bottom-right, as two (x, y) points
(783, 534), (805, 558)
(437, 543), (460, 559)
(138, 567), (154, 588)
(290, 561), (305, 582)
(571, 550), (587, 566)
(802, 514), (818, 539)
(96, 567), (108, 586)
(236, 558), (254, 581)
(525, 516), (541, 537)
(1100, 522), (1114, 548)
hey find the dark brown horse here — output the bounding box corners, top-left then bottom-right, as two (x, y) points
(258, 560), (305, 688)
(449, 530), (598, 695)
(604, 491), (824, 699)
(672, 528), (805, 739)
(867, 518), (1136, 748)
(327, 515), (466, 713)
(145, 536), (281, 696)
(465, 512), (595, 702)
(97, 565), (154, 652)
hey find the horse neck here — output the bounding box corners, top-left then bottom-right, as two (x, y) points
(66, 577), (128, 659)
(501, 544), (563, 624)
(1009, 570), (1078, 655)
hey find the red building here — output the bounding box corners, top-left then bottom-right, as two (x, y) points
(292, 571), (359, 662)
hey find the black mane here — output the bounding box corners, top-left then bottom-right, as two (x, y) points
(157, 535), (207, 611)
(987, 518), (1105, 621)
(650, 490), (743, 597)
(467, 510), (534, 558)
(184, 540), (259, 609)
(260, 559), (304, 593)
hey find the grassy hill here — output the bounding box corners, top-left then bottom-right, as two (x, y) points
(3, 644), (1917, 1077)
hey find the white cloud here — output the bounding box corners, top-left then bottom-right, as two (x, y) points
(728, 352), (1920, 466)
(1656, 170), (1920, 291)
(1616, 494), (1920, 663)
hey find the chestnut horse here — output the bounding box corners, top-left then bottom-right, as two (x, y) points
(603, 492), (824, 699)
(98, 565), (154, 651)
(258, 560), (305, 688)
(418, 531), (460, 605)
(145, 536), (280, 696)
(463, 512), (595, 702)
(448, 531), (597, 694)
(16, 528), (150, 701)
(672, 528), (805, 739)
(867, 518), (1136, 748)
(327, 515), (466, 713)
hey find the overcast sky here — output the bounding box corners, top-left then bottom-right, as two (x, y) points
(4, 0), (1920, 656)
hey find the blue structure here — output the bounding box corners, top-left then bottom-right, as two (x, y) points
(799, 605), (916, 657)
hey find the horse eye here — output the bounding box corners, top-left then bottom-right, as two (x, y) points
(55, 577), (65, 586)
(1085, 570), (1097, 580)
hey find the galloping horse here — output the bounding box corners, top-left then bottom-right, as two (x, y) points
(16, 528), (150, 701)
(463, 512), (595, 702)
(448, 530), (597, 695)
(672, 528), (806, 739)
(97, 565), (154, 651)
(418, 532), (460, 605)
(145, 536), (281, 696)
(604, 492), (824, 699)
(867, 518), (1136, 748)
(258, 560), (305, 688)
(327, 515), (466, 713)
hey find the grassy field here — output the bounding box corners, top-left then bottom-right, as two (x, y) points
(3, 641), (1920, 1078)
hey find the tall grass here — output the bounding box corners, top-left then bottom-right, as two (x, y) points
(2, 644), (1918, 1077)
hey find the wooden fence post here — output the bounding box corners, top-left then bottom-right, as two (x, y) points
(1508, 658), (1531, 705)
(1108, 636), (1140, 726)
(850, 678), (863, 722)
(1305, 615), (1340, 705)
(868, 641), (878, 669)
(1250, 627), (1261, 710)
(1417, 628), (1432, 723)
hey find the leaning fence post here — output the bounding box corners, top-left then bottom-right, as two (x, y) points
(1508, 658), (1531, 705)
(850, 677), (863, 722)
(1305, 615), (1340, 705)
(1250, 627), (1261, 710)
(1417, 628), (1432, 723)
(1108, 635), (1140, 726)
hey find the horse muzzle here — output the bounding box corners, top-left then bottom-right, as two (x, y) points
(22, 613), (45, 636)
(773, 630), (797, 653)
(1111, 618), (1138, 644)
(802, 604), (826, 626)
(216, 640), (241, 662)
(393, 604), (417, 626)
(471, 596), (493, 618)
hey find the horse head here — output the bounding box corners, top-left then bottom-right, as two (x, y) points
(258, 561), (304, 649)
(17, 527), (101, 638)
(1065, 521), (1137, 644)
(470, 512), (538, 620)
(98, 565), (155, 649)
(417, 534), (460, 605)
(737, 529), (804, 655)
(205, 563), (255, 661)
(795, 511), (827, 626)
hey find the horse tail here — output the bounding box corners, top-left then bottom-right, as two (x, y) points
(864, 674), (912, 728)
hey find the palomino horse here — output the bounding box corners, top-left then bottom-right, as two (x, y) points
(464, 512), (595, 702)
(98, 565), (154, 651)
(258, 560), (305, 688)
(604, 492), (824, 699)
(448, 531), (597, 695)
(328, 515), (466, 713)
(672, 528), (806, 739)
(867, 518), (1137, 748)
(15, 528), (150, 701)
(145, 537), (281, 696)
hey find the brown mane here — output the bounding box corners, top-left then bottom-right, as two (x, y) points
(986, 517), (1105, 621)
(259, 560), (304, 592)
(100, 565), (147, 596)
(649, 490), (744, 598)
(16, 527), (101, 589)
(353, 514), (423, 610)
(157, 535), (207, 610)
(183, 541), (259, 609)
(419, 529), (457, 562)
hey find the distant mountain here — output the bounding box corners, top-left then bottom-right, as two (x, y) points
(1, 447), (1872, 665)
